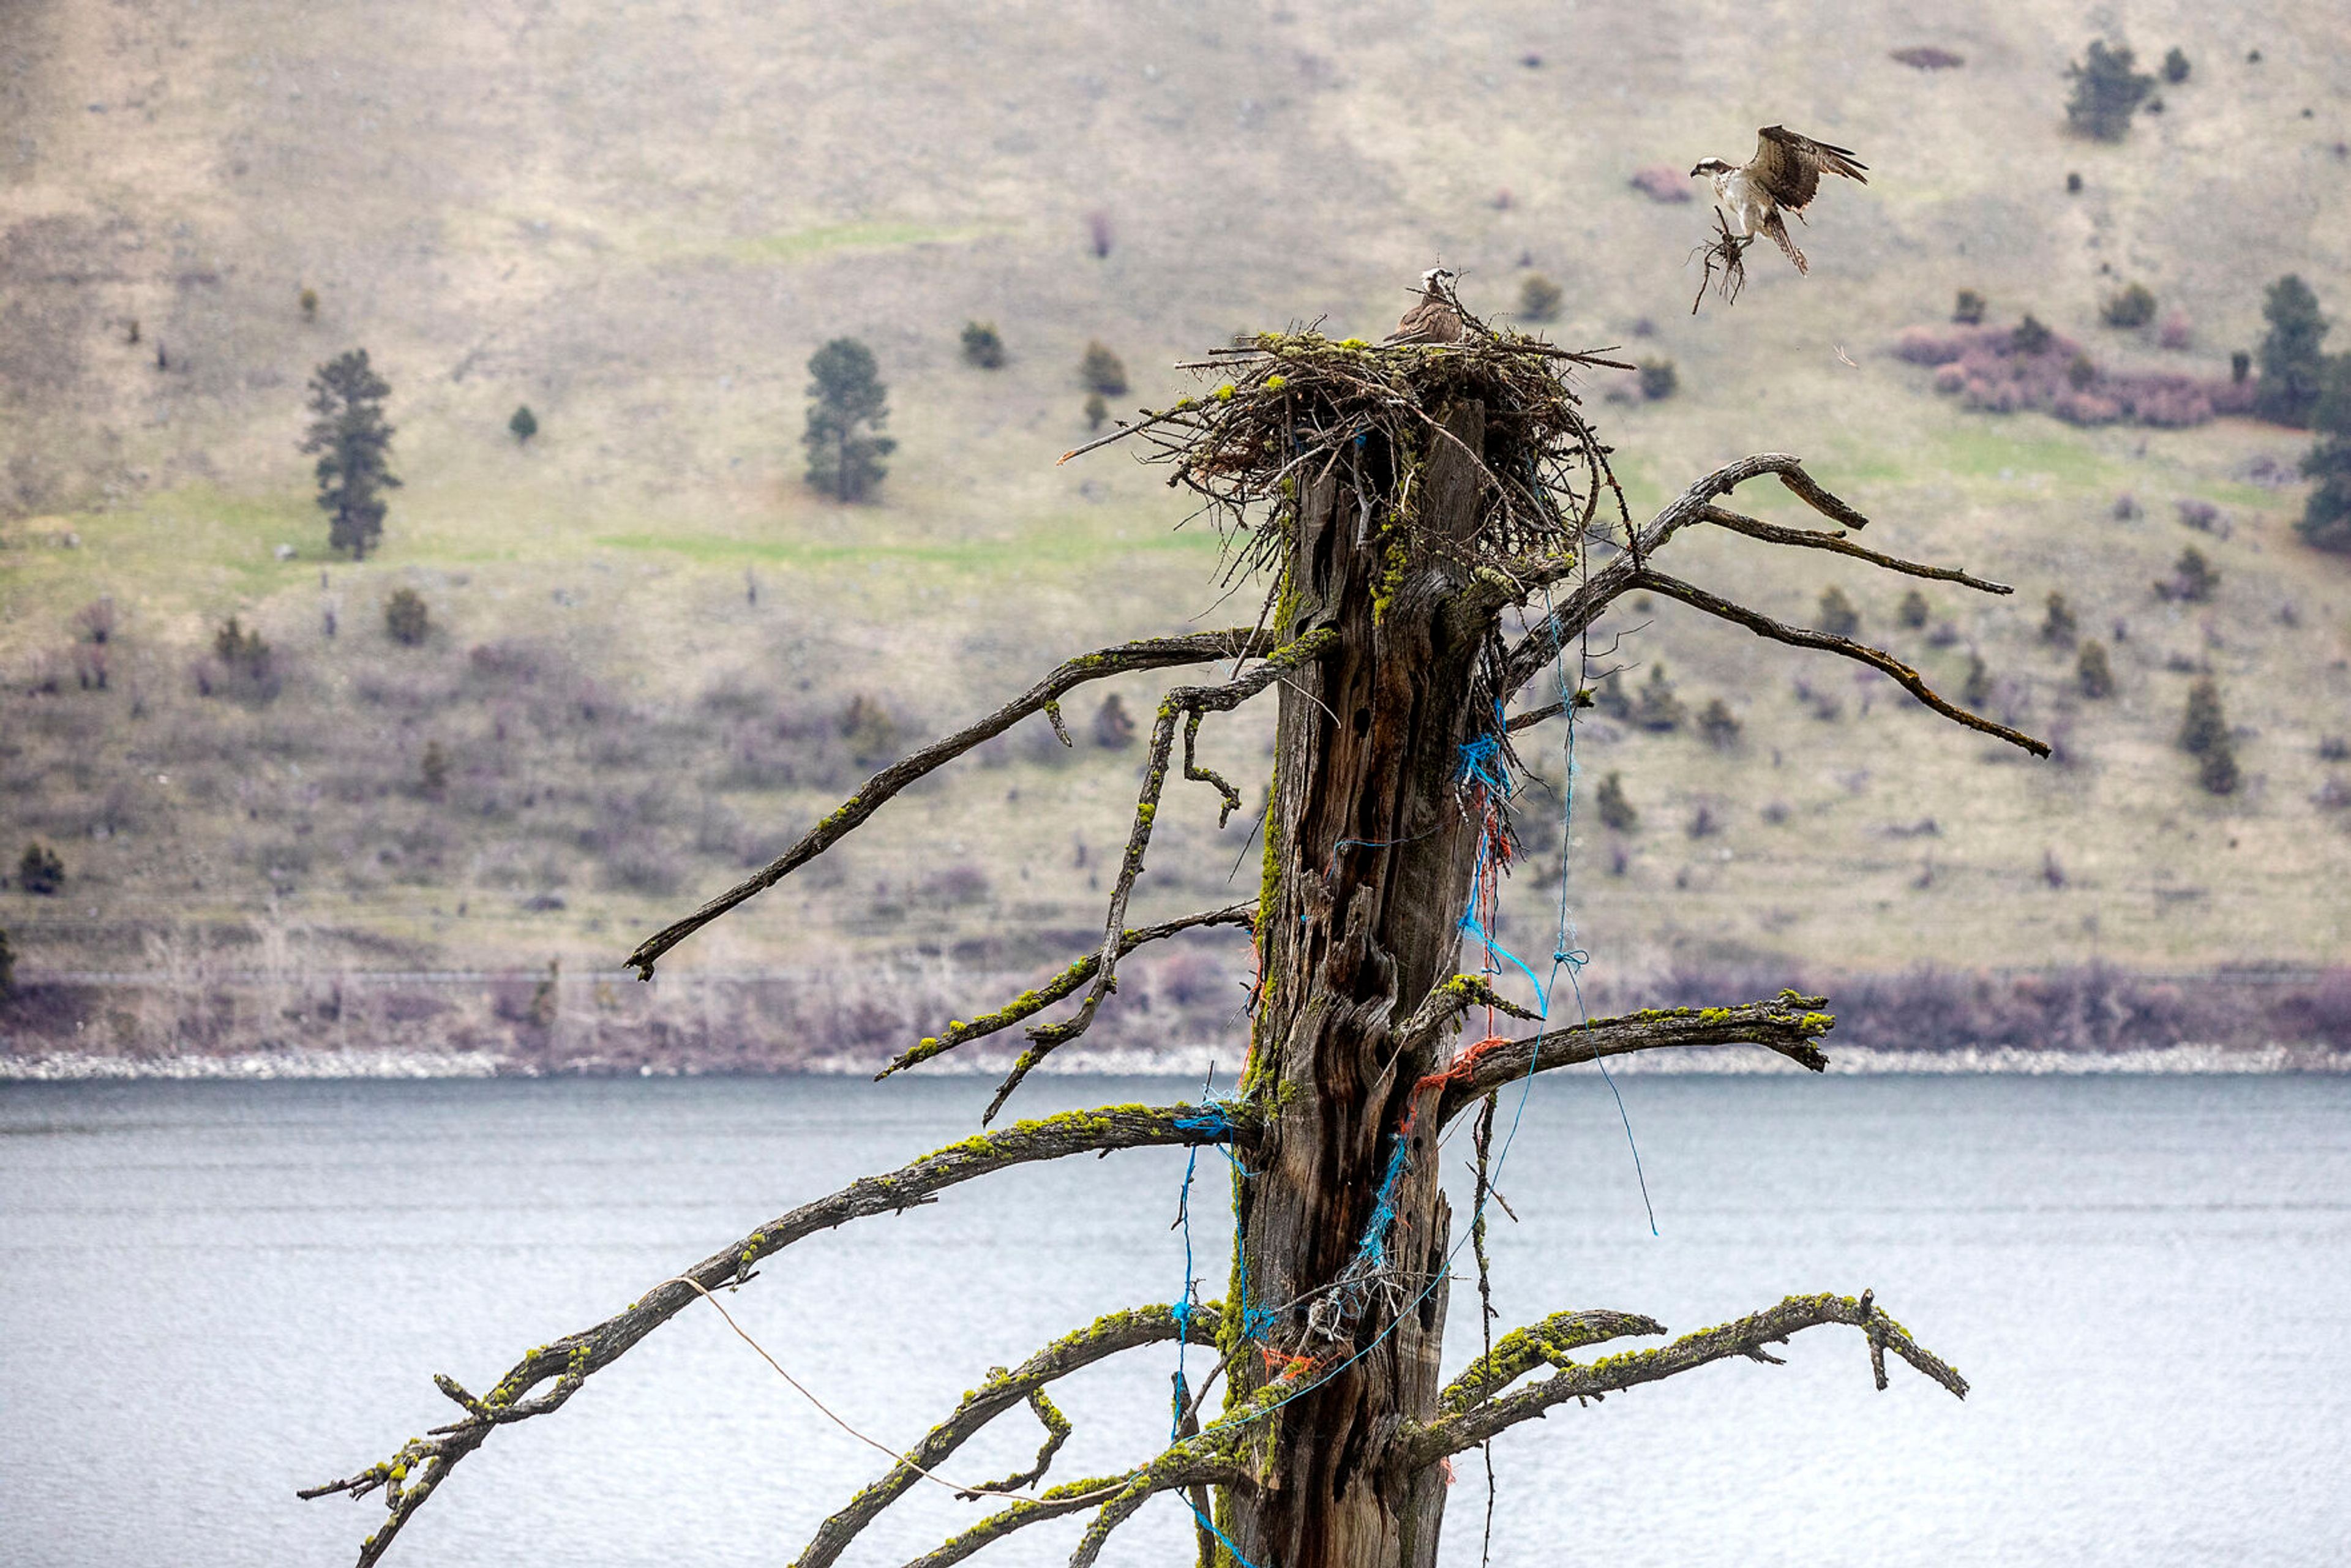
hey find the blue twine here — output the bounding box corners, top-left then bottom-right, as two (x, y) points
(1346, 1123), (1413, 1280)
(1455, 726), (1547, 1017)
(1186, 1502), (1266, 1568)
(1174, 1142), (1203, 1366)
(1172, 1070), (1270, 1568)
(1534, 583), (1657, 1237)
(1307, 831), (1439, 923)
(1455, 733), (1510, 792)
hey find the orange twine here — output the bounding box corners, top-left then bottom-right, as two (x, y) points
(1258, 1346), (1322, 1382)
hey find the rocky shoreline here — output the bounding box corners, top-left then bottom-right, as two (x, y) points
(7, 1040), (2346, 1082)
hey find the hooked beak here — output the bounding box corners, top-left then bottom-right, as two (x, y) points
(1688, 163), (1706, 178)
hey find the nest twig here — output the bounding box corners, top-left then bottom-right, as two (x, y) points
(1690, 209), (1752, 316)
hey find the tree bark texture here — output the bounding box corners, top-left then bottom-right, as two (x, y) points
(1228, 401), (1509, 1566)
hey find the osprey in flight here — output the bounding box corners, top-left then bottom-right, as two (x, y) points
(1385, 268), (1465, 345)
(1689, 126), (1869, 275)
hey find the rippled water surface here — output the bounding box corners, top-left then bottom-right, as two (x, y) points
(4, 1073), (2347, 1567)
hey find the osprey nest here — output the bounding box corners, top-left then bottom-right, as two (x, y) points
(1065, 317), (1637, 587)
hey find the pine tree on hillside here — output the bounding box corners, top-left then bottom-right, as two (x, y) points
(2076, 640), (2114, 698)
(1594, 770), (1638, 833)
(802, 339), (896, 503)
(18, 842), (66, 896)
(2178, 677), (2229, 755)
(1079, 340), (1129, 397)
(961, 321), (1007, 369)
(2298, 355), (2351, 555)
(2178, 678), (2238, 793)
(2255, 276), (2330, 428)
(301, 350), (399, 560)
(1517, 274), (1563, 323)
(1962, 654), (1992, 709)
(2181, 677), (2238, 799)
(1632, 664), (1685, 730)
(2041, 592), (2079, 645)
(1817, 585), (1861, 637)
(2064, 41), (2156, 141)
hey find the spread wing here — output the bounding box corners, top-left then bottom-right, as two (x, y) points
(1750, 126), (1869, 211)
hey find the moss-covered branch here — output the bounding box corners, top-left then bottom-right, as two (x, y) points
(1408, 1291), (1968, 1466)
(980, 628), (1337, 1123)
(1434, 1308), (1667, 1414)
(1393, 973), (1544, 1062)
(902, 1449), (1249, 1568)
(880, 902), (1255, 1079)
(1431, 992), (1839, 1130)
(300, 1101), (1259, 1568)
(625, 628), (1278, 978)
(796, 1302), (1221, 1568)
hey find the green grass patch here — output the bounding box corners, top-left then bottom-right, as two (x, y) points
(1, 486), (324, 623)
(1918, 417), (2124, 490)
(595, 517), (1224, 571)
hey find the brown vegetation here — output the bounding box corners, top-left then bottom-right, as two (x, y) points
(1896, 322), (2255, 426)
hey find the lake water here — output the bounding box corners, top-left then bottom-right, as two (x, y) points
(3, 1073), (2347, 1567)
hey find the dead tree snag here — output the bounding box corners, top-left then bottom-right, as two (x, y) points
(307, 305), (2036, 1567)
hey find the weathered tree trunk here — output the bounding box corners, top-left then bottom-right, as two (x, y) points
(1227, 402), (1507, 1566)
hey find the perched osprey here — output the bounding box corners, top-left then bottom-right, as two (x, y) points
(1689, 127), (1869, 275)
(1385, 268), (1465, 345)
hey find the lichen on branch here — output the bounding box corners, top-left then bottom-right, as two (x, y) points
(301, 1100), (1256, 1567)
(1408, 1290), (1968, 1465)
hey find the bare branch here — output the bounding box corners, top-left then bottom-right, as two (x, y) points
(1501, 691), (1591, 733)
(303, 1101), (1256, 1568)
(1432, 993), (1837, 1130)
(1698, 506), (2012, 593)
(1773, 464), (1872, 529)
(1632, 569), (2051, 757)
(624, 629), (1277, 978)
(878, 902), (1255, 1079)
(796, 1303), (1219, 1568)
(1501, 452), (1832, 693)
(1409, 1291), (1968, 1465)
(1181, 710), (1243, 827)
(982, 629), (1338, 1122)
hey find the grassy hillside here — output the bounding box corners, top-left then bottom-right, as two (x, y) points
(4, 0), (2349, 1057)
